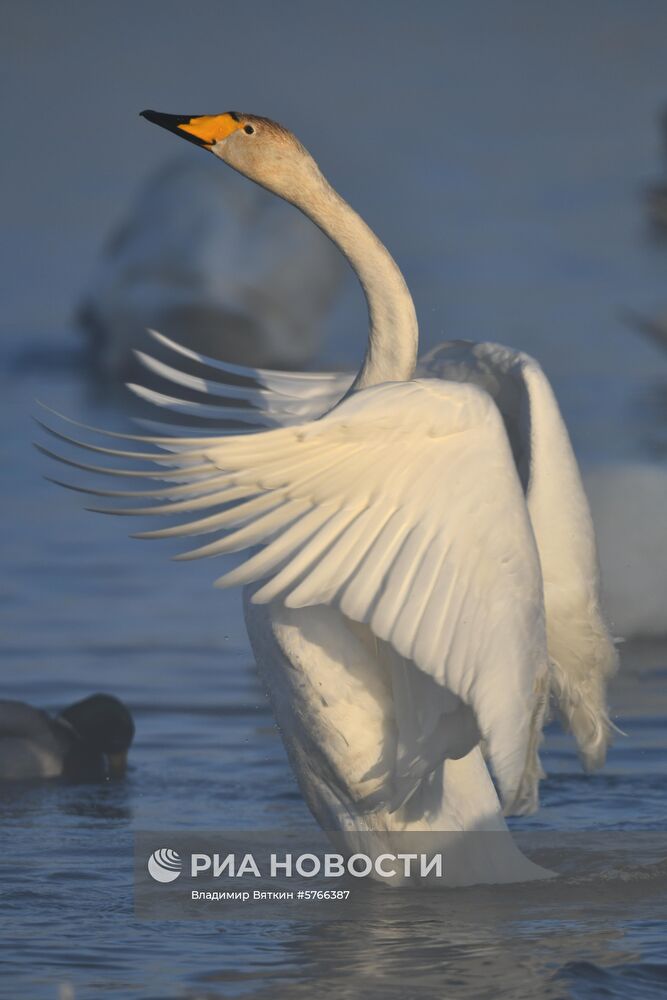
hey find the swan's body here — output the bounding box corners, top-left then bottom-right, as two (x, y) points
(77, 158), (343, 378)
(43, 109), (617, 884)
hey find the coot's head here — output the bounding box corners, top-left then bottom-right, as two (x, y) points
(59, 694), (135, 777)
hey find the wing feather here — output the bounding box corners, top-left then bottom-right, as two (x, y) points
(101, 330), (614, 779)
(178, 499), (312, 560)
(283, 507), (376, 608)
(418, 340), (617, 770)
(370, 522), (432, 639)
(146, 328), (354, 392)
(41, 378), (549, 811)
(135, 330), (354, 426)
(127, 383), (276, 425)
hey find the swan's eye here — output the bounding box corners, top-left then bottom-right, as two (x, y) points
(244, 124), (255, 135)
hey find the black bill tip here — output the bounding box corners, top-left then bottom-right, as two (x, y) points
(139, 109), (212, 148)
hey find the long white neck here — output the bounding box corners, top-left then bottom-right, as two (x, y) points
(289, 171), (419, 390)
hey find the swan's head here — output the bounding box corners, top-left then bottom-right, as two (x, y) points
(140, 109), (321, 202)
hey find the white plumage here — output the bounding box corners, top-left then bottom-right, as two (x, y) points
(42, 109), (617, 885)
(128, 332), (617, 774)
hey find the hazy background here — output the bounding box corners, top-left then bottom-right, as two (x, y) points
(3, 0), (667, 382)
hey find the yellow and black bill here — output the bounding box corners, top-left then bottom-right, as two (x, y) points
(140, 109), (245, 148)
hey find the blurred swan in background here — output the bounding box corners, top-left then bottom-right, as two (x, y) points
(43, 109), (617, 885)
(77, 157), (344, 378)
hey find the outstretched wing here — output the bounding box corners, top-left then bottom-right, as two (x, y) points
(129, 329), (354, 429)
(41, 378), (550, 812)
(418, 339), (618, 771)
(128, 331), (617, 770)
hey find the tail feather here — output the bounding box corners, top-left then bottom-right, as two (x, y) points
(547, 606), (619, 772)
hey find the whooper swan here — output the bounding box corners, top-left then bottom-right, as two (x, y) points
(41, 110), (618, 885)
